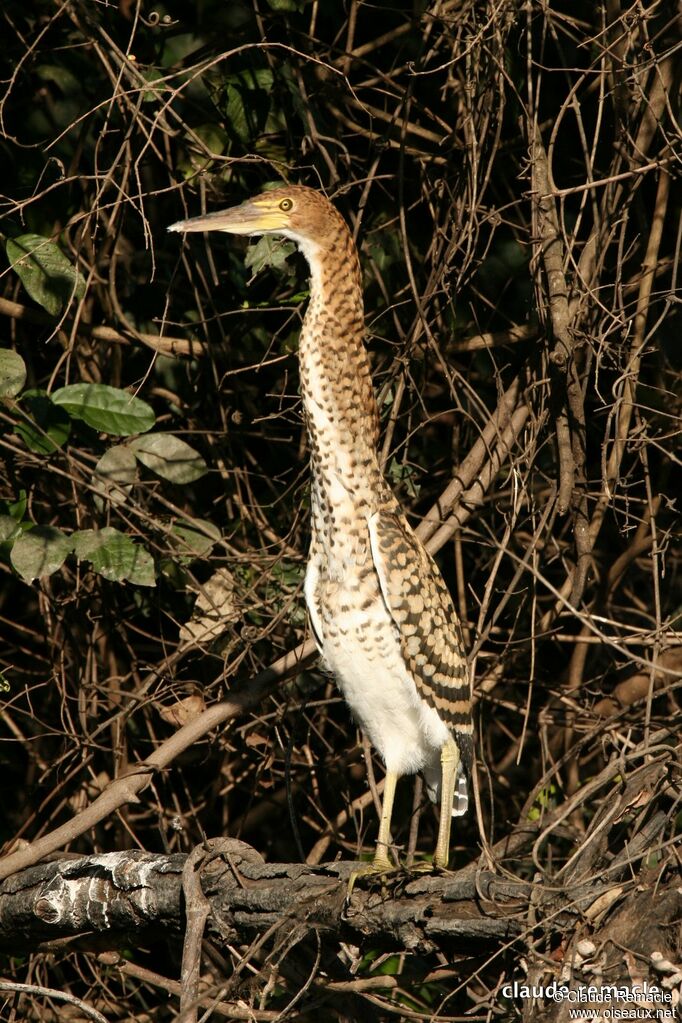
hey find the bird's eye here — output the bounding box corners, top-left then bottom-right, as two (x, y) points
(279, 198), (293, 212)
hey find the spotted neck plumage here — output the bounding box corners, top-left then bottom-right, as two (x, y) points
(294, 219), (394, 559)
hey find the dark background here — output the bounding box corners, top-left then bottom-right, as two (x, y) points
(0, 0), (679, 1019)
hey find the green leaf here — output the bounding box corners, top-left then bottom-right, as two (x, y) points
(16, 390), (71, 454)
(224, 83), (249, 141)
(265, 0), (303, 10)
(10, 526), (72, 582)
(387, 457), (421, 498)
(94, 445), (138, 506)
(35, 63), (82, 94)
(6, 234), (86, 316)
(528, 783), (557, 820)
(3, 490), (27, 522)
(0, 349), (27, 398)
(51, 383), (156, 436)
(177, 123), (229, 178)
(222, 69), (274, 143)
(0, 516), (21, 543)
(130, 434), (207, 483)
(270, 560), (305, 587)
(140, 66), (163, 103)
(170, 518), (221, 558)
(73, 527), (155, 587)
(245, 236), (296, 276)
(243, 69), (274, 90)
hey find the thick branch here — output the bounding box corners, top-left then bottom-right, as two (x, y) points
(0, 847), (521, 954)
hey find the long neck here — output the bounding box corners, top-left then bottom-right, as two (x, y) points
(296, 224), (393, 538)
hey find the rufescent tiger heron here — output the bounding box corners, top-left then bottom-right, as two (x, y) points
(169, 185), (474, 874)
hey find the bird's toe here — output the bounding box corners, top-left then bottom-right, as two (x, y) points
(347, 855), (398, 894)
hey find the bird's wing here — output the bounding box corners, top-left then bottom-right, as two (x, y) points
(304, 551), (325, 652)
(367, 509), (473, 770)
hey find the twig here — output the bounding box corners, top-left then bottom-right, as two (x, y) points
(532, 126), (590, 602)
(0, 295), (205, 358)
(0, 981), (108, 1023)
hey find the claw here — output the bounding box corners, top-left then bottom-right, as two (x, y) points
(407, 859), (435, 874)
(348, 855), (398, 894)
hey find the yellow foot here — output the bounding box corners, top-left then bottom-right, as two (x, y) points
(410, 857), (450, 874)
(348, 856), (397, 895)
(407, 859), (436, 874)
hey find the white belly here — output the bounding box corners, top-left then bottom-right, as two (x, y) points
(309, 576), (451, 778)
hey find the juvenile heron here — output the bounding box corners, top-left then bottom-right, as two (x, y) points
(169, 186), (473, 872)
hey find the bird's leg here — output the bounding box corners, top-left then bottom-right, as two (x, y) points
(348, 770), (398, 891)
(373, 768), (398, 872)
(433, 738), (460, 870)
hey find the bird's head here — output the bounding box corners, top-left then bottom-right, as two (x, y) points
(168, 185), (348, 264)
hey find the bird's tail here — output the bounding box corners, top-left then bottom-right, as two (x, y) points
(423, 760), (469, 817)
(452, 766), (469, 817)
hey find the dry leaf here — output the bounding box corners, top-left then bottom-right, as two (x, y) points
(157, 694), (206, 728)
